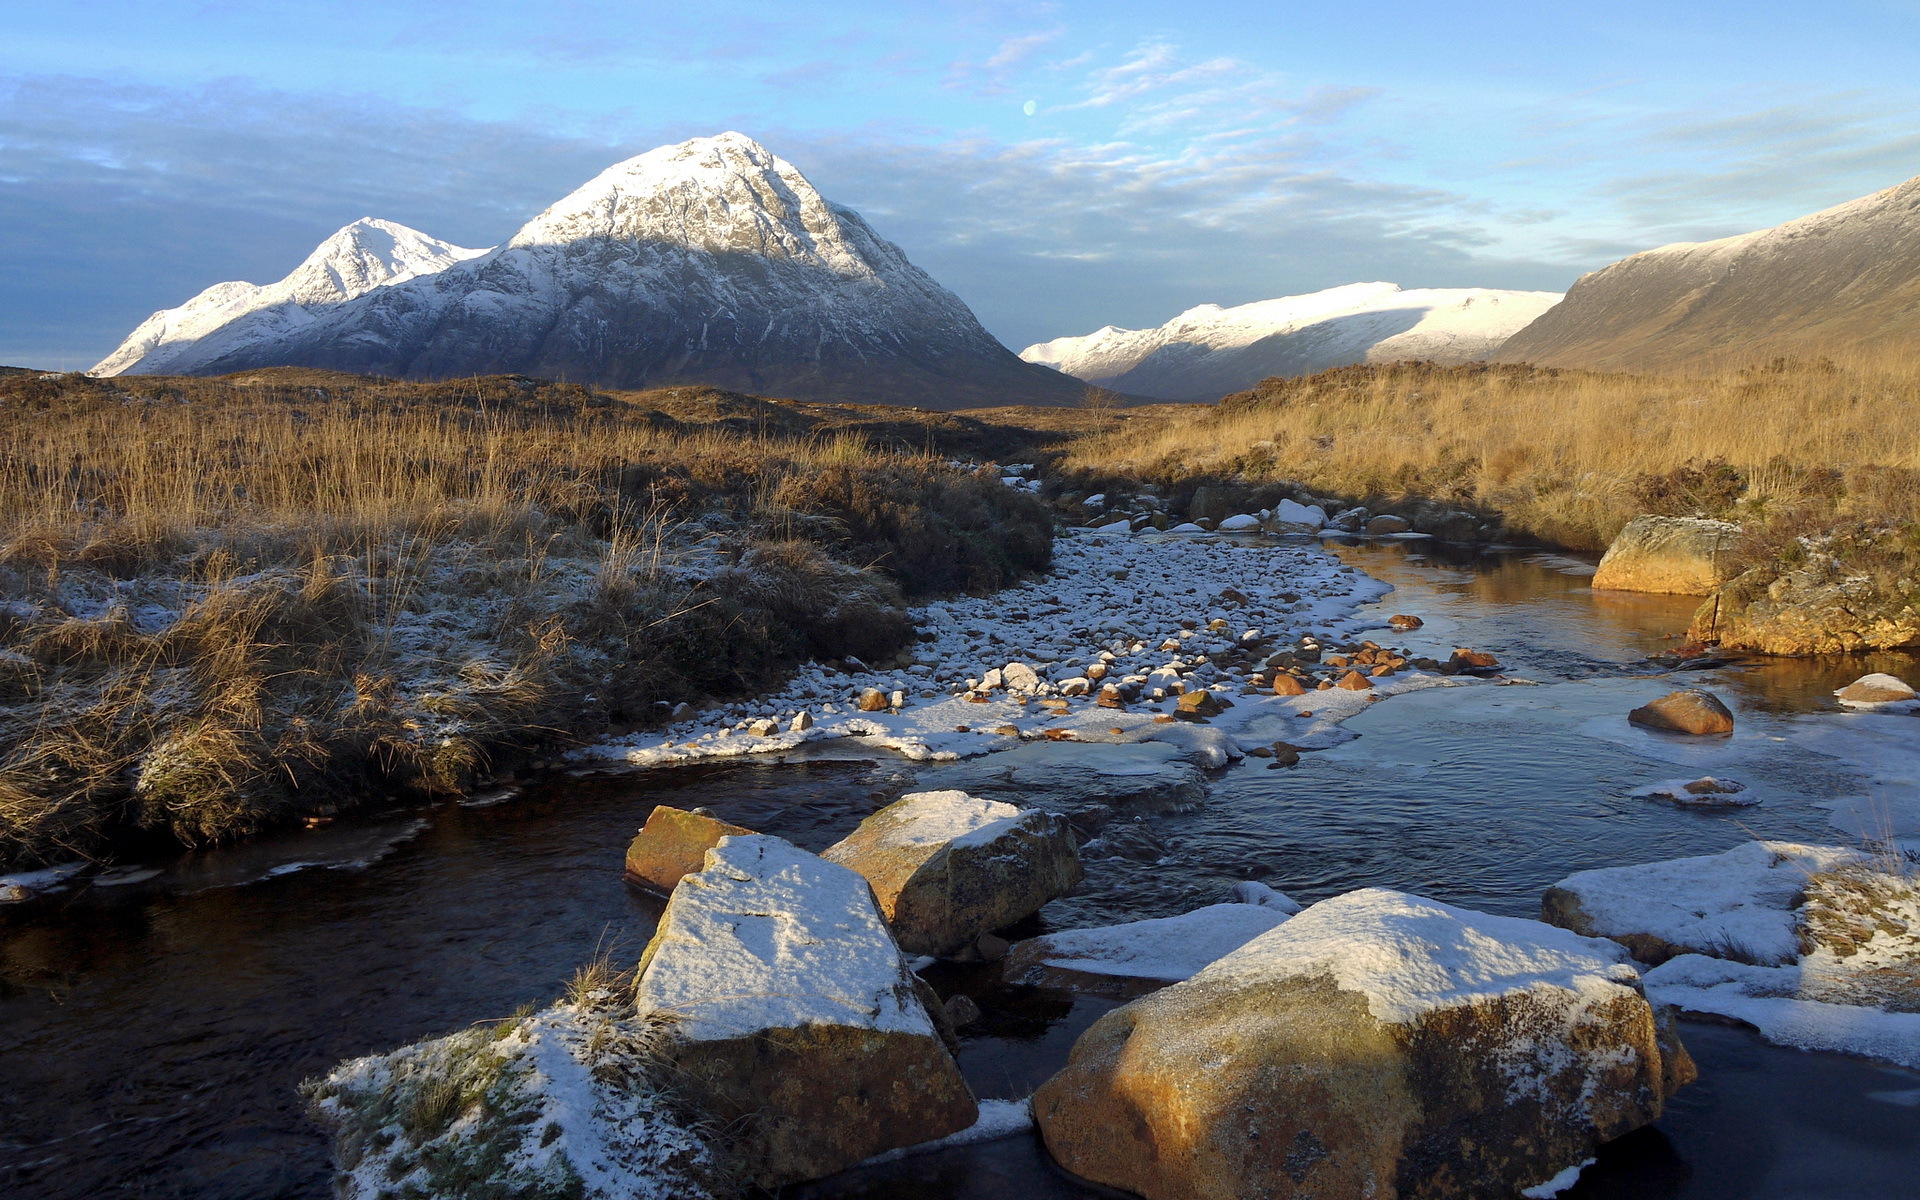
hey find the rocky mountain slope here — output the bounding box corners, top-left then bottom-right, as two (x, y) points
(93, 133), (1088, 409)
(1497, 174), (1920, 371)
(1020, 283), (1561, 401)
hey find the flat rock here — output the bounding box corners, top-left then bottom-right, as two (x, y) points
(1628, 688), (1734, 735)
(1034, 888), (1693, 1200)
(1005, 902), (1292, 991)
(1592, 516), (1740, 595)
(635, 834), (977, 1187)
(913, 741), (1206, 833)
(1540, 840), (1866, 966)
(822, 790), (1083, 957)
(624, 805), (753, 893)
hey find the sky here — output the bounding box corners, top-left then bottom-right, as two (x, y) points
(5, 1), (1920, 369)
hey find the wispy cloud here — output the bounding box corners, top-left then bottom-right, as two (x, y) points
(944, 29), (1063, 96)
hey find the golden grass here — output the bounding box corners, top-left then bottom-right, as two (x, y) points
(0, 371), (1053, 868)
(1061, 356), (1920, 550)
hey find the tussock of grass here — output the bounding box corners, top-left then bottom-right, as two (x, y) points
(0, 371), (1053, 868)
(1060, 358), (1920, 552)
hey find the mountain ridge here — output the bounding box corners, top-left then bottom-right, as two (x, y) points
(1022, 283), (1562, 401)
(1495, 174), (1920, 371)
(94, 133), (1090, 410)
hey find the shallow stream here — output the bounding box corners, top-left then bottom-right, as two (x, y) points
(4, 538), (1918, 1199)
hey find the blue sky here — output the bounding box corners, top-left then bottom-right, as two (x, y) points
(6, 0), (1920, 368)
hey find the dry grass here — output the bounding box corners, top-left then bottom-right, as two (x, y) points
(1060, 357), (1920, 551)
(0, 370), (1052, 868)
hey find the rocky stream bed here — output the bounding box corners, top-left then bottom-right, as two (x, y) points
(3, 532), (1918, 1199)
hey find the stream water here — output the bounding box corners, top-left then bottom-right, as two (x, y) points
(3, 538), (1917, 1199)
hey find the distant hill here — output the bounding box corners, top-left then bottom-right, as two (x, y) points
(1497, 175), (1920, 371)
(1020, 283), (1562, 401)
(92, 134), (1091, 411)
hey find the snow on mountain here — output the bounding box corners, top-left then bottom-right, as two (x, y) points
(1495, 173), (1920, 372)
(93, 219), (487, 376)
(93, 133), (1088, 409)
(1021, 283), (1563, 401)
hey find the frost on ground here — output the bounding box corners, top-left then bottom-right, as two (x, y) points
(1546, 842), (1920, 1067)
(582, 525), (1460, 772)
(305, 987), (727, 1200)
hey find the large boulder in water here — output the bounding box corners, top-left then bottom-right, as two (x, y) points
(1592, 515), (1739, 595)
(634, 834), (977, 1187)
(623, 804), (752, 893)
(1033, 888), (1693, 1200)
(1628, 688), (1734, 735)
(822, 790), (1082, 957)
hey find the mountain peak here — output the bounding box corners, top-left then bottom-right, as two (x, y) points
(92, 134), (1089, 409)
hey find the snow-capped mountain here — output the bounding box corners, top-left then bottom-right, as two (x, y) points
(93, 133), (1088, 409)
(93, 219), (486, 376)
(1496, 174), (1920, 371)
(1020, 283), (1563, 401)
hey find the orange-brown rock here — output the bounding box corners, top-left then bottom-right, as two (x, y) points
(1271, 674), (1307, 697)
(1335, 670), (1373, 690)
(1628, 689), (1735, 735)
(1389, 614), (1424, 630)
(1033, 889), (1693, 1200)
(624, 805), (753, 893)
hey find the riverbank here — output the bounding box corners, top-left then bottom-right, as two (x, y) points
(0, 370), (1062, 870)
(7, 534), (1917, 1199)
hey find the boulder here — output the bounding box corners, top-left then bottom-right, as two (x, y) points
(634, 835), (976, 1186)
(1836, 672), (1919, 705)
(857, 687), (891, 712)
(1035, 889), (1692, 1200)
(821, 790), (1083, 957)
(624, 805), (753, 893)
(1541, 840), (1867, 966)
(1175, 689), (1232, 719)
(1006, 902), (1293, 990)
(1592, 516), (1739, 595)
(1388, 613), (1423, 630)
(1271, 674), (1307, 696)
(1445, 647), (1501, 673)
(1628, 689), (1734, 735)
(1002, 662), (1043, 693)
(1366, 514), (1412, 535)
(1188, 485), (1246, 523)
(1217, 513), (1262, 532)
(1691, 553), (1920, 654)
(1334, 670), (1373, 691)
(1274, 499), (1328, 528)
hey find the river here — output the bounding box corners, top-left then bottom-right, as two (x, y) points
(3, 537), (1917, 1199)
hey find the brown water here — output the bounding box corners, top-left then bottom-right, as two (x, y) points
(3, 539), (1916, 1199)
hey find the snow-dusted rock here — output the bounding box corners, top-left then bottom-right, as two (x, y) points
(309, 1000), (726, 1200)
(1021, 283), (1562, 401)
(1005, 902), (1291, 989)
(1034, 889), (1692, 1200)
(1836, 672), (1919, 708)
(623, 804), (752, 893)
(1216, 513), (1262, 532)
(1629, 776), (1756, 807)
(1591, 516), (1740, 595)
(822, 790), (1082, 957)
(913, 741), (1205, 834)
(634, 835), (976, 1186)
(1000, 662), (1042, 693)
(1230, 880), (1303, 913)
(1274, 499), (1328, 529)
(1625, 855), (1920, 1067)
(1540, 840), (1867, 966)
